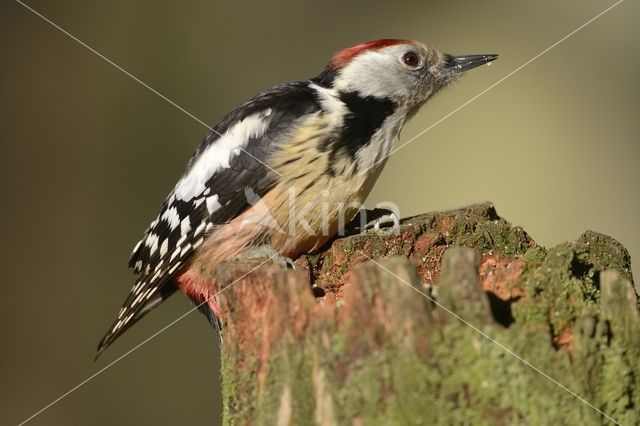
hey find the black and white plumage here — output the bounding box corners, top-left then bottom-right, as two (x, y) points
(97, 39), (497, 357)
(98, 83), (322, 354)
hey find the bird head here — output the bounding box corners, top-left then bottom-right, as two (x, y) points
(319, 39), (497, 113)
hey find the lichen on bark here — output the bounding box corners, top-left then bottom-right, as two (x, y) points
(216, 203), (639, 425)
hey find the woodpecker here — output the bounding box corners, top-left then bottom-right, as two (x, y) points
(97, 39), (497, 357)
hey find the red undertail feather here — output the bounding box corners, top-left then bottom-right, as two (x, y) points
(176, 270), (222, 322)
(330, 38), (412, 68)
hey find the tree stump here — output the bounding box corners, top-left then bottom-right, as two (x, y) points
(215, 203), (639, 425)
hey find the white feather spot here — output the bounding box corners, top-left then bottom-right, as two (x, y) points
(170, 246), (181, 262)
(161, 207), (181, 230)
(206, 194), (221, 214)
(114, 319), (124, 331)
(180, 216), (191, 235)
(180, 244), (192, 257)
(169, 263), (181, 274)
(192, 237), (204, 249)
(173, 111), (272, 201)
(194, 198), (205, 208)
(132, 240), (143, 255)
(132, 292), (145, 307)
(155, 259), (164, 271)
(144, 233), (158, 247)
(159, 239), (169, 257)
(148, 236), (159, 256)
(205, 223), (214, 232)
(193, 222), (206, 237)
(150, 269), (162, 283)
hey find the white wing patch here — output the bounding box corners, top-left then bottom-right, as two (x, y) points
(161, 206), (180, 230)
(173, 110), (273, 201)
(100, 84), (319, 354)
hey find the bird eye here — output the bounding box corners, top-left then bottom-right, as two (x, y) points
(402, 51), (420, 68)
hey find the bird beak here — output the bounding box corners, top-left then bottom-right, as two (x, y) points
(445, 54), (498, 72)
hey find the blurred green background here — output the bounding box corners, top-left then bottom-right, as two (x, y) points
(1, 0), (638, 424)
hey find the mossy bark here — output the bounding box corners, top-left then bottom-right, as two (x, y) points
(216, 203), (639, 425)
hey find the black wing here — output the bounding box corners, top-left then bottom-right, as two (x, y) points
(97, 81), (322, 356)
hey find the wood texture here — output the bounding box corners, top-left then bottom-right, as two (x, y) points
(215, 203), (639, 425)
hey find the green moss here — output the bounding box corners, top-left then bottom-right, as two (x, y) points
(513, 232), (633, 339)
(523, 245), (547, 263)
(221, 347), (262, 425)
(577, 231), (633, 283)
(254, 342), (316, 426)
(221, 205), (639, 424)
(306, 252), (324, 272)
(420, 319), (610, 425)
(452, 217), (532, 257)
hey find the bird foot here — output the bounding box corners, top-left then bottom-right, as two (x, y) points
(343, 208), (401, 236)
(362, 210), (400, 235)
(234, 245), (295, 269)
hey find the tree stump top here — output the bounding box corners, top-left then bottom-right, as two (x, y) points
(216, 203), (639, 425)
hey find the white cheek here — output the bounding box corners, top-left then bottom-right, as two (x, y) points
(333, 52), (409, 99)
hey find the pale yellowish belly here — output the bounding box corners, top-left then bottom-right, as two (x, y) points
(191, 112), (391, 273)
(264, 114), (388, 257)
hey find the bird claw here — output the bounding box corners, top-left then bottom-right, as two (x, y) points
(362, 211), (400, 235)
(343, 208), (401, 236)
(235, 245), (295, 269)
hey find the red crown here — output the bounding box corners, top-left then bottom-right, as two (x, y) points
(330, 39), (412, 68)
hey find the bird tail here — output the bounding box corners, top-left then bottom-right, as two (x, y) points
(95, 283), (177, 360)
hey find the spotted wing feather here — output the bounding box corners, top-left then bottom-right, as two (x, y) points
(97, 82), (321, 355)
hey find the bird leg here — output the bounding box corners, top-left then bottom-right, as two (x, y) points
(234, 245), (295, 270)
(343, 208), (401, 236)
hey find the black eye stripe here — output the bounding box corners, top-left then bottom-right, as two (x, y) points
(402, 51), (420, 68)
